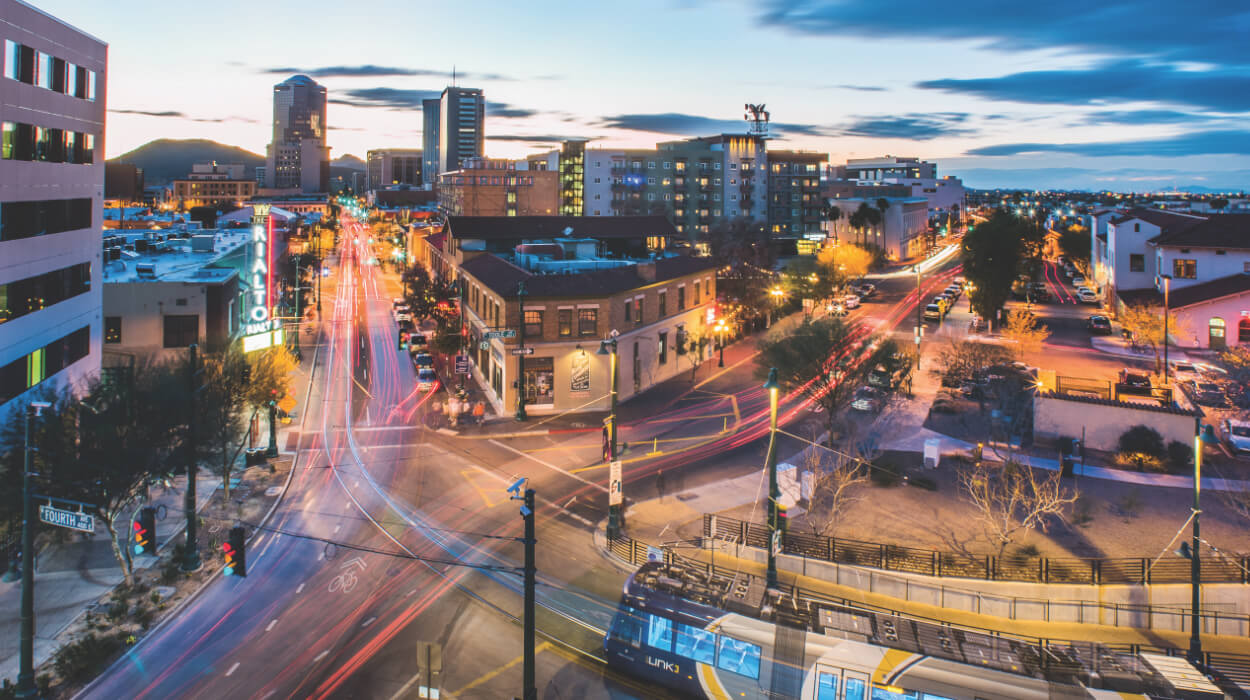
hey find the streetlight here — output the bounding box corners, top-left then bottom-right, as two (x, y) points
(1160, 274), (1172, 383)
(762, 368), (781, 588)
(1184, 423), (1220, 666)
(714, 319), (727, 367)
(599, 334), (621, 538)
(768, 286), (784, 328)
(16, 401), (50, 698)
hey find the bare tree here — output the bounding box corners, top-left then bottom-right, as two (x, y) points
(957, 458), (1076, 557)
(1001, 308), (1049, 361)
(799, 440), (869, 539)
(934, 338), (1013, 387)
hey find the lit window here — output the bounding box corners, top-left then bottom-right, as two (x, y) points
(716, 636), (760, 679)
(646, 614), (673, 651)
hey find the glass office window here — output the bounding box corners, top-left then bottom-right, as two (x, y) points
(871, 686), (918, 700)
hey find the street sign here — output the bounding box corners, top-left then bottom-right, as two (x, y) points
(609, 461), (623, 506)
(485, 329), (517, 339)
(510, 347), (534, 356)
(478, 341), (490, 350)
(39, 505), (94, 534)
(454, 355), (470, 374)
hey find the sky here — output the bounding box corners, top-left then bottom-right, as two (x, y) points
(39, 0), (1250, 191)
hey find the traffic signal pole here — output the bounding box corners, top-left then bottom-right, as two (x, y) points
(183, 344), (201, 572)
(16, 403), (40, 698)
(522, 487), (536, 700)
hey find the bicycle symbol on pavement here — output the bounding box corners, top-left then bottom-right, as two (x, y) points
(327, 555), (367, 594)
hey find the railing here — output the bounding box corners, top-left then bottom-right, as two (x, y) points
(705, 514), (1250, 585)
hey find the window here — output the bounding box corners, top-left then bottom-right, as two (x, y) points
(104, 316), (121, 343)
(610, 607), (643, 649)
(1134, 223), (1140, 232)
(692, 281), (700, 305)
(658, 332), (668, 364)
(677, 286), (686, 310)
(1244, 262), (1250, 274)
(870, 687), (918, 700)
(1239, 318), (1250, 343)
(672, 622), (714, 662)
(0, 325), (89, 404)
(647, 161), (655, 169)
(624, 299), (632, 323)
(523, 310), (542, 337)
(634, 297), (643, 324)
(163, 314), (199, 348)
(0, 262), (91, 323)
(817, 672), (839, 700)
(647, 177), (655, 185)
(557, 309), (573, 337)
(658, 291), (667, 318)
(844, 678), (867, 700)
(1129, 254), (1145, 272)
(646, 613), (672, 651)
(1, 122), (93, 164)
(663, 161), (671, 169)
(716, 636), (760, 679)
(1173, 258), (1197, 279)
(578, 309), (597, 336)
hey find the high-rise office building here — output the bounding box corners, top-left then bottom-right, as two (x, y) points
(422, 97), (440, 185)
(437, 86), (484, 175)
(265, 74), (329, 193)
(1, 0), (106, 414)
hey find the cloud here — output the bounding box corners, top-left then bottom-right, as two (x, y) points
(1081, 110), (1207, 126)
(965, 130), (1250, 157)
(487, 134), (580, 143)
(830, 84), (886, 92)
(261, 65), (515, 80)
(597, 112), (831, 137)
(916, 60), (1250, 113)
(487, 102), (539, 119)
(331, 88), (442, 109)
(950, 166), (1250, 191)
(108, 109), (257, 124)
(757, 0), (1250, 67)
(837, 113), (974, 140)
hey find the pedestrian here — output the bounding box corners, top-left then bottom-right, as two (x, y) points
(472, 400), (485, 427)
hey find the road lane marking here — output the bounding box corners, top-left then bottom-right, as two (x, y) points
(361, 616), (376, 627)
(461, 469), (506, 508)
(225, 662), (240, 676)
(490, 440), (606, 492)
(314, 650), (329, 662)
(252, 534), (265, 547)
(266, 619), (277, 632)
(296, 583), (305, 594)
(464, 462), (594, 526)
(334, 524), (341, 533)
(450, 642), (552, 697)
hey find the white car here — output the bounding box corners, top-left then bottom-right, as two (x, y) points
(841, 294), (861, 309)
(1077, 289), (1099, 304)
(1224, 419), (1250, 454)
(1169, 361), (1201, 385)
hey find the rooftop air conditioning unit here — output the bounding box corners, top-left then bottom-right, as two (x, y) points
(135, 262), (156, 278)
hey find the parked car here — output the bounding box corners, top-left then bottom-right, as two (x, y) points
(1190, 381), (1227, 407)
(413, 351), (434, 367)
(923, 304), (943, 321)
(392, 298), (406, 310)
(1077, 289), (1100, 305)
(416, 367), (439, 391)
(1169, 361), (1200, 385)
(944, 285), (962, 300)
(395, 306), (413, 323)
(953, 276), (967, 289)
(827, 302), (848, 317)
(932, 296), (950, 313)
(867, 364), (899, 389)
(1223, 419), (1250, 454)
(968, 316), (988, 333)
(1086, 315), (1112, 334)
(1117, 369), (1153, 395)
(1073, 275), (1087, 288)
(855, 283), (876, 299)
(841, 293), (861, 309)
(851, 386), (883, 412)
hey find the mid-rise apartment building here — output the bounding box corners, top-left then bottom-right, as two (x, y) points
(830, 156), (965, 223)
(766, 150), (827, 236)
(1, 0), (106, 412)
(366, 148), (422, 191)
(171, 162), (257, 208)
(437, 158), (558, 216)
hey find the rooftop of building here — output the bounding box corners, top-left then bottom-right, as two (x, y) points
(1118, 272), (1250, 310)
(446, 215), (678, 241)
(1148, 213), (1250, 249)
(460, 252), (716, 299)
(1109, 207), (1206, 232)
(102, 228), (248, 284)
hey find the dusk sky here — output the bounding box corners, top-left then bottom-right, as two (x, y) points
(41, 0), (1250, 191)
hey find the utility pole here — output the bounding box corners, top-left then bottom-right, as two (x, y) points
(763, 368), (781, 588)
(16, 401), (49, 699)
(515, 281), (528, 421)
(507, 479), (537, 700)
(600, 336), (620, 538)
(265, 400), (279, 458)
(183, 344), (201, 572)
(1188, 423), (1218, 666)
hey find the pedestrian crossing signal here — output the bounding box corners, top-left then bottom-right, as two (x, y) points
(132, 506), (156, 555)
(223, 525), (247, 577)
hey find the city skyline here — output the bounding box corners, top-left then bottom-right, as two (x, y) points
(35, 0), (1250, 190)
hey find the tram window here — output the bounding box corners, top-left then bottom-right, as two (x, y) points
(715, 636), (760, 679)
(646, 614), (673, 652)
(674, 623), (715, 664)
(871, 686), (918, 700)
(611, 607), (644, 649)
(844, 678), (867, 700)
(816, 672), (838, 700)
(922, 694), (955, 700)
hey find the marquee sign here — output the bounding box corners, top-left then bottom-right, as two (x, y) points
(243, 204), (281, 352)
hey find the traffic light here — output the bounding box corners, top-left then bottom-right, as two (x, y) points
(133, 506), (156, 556)
(774, 503), (788, 534)
(222, 525), (246, 577)
(398, 329), (407, 351)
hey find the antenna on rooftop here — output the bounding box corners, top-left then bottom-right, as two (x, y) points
(745, 104), (770, 139)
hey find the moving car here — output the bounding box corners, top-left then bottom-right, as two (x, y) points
(409, 332), (428, 349)
(867, 364), (899, 389)
(1223, 418), (1250, 454)
(1086, 315), (1112, 334)
(1077, 289), (1099, 304)
(1169, 361), (1200, 385)
(416, 367), (439, 391)
(855, 282), (876, 298)
(841, 293), (861, 309)
(826, 302), (848, 317)
(413, 351), (434, 367)
(1073, 275), (1087, 287)
(851, 386), (883, 412)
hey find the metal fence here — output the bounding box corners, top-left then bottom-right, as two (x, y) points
(704, 514), (1250, 586)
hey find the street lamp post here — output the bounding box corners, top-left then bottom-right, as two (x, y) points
(599, 336), (621, 538)
(1161, 274), (1172, 383)
(768, 286), (783, 328)
(715, 319), (726, 367)
(515, 281), (528, 422)
(16, 401), (50, 699)
(1188, 423), (1219, 666)
(762, 368), (781, 588)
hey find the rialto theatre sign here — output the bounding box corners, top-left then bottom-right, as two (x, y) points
(242, 204), (285, 353)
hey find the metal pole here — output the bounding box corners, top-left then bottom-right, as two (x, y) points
(764, 368), (780, 589)
(183, 344), (201, 571)
(515, 282), (528, 421)
(1189, 429), (1203, 665)
(522, 488), (537, 700)
(606, 343), (621, 537)
(316, 227), (322, 315)
(717, 329), (725, 367)
(266, 400), (279, 458)
(1163, 277), (1170, 384)
(292, 263), (302, 362)
(16, 406), (36, 698)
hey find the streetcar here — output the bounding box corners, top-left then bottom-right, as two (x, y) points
(604, 561), (1223, 699)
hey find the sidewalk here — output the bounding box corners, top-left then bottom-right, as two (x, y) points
(0, 471), (222, 683)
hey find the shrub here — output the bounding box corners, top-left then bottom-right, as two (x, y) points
(1017, 543), (1041, 558)
(1166, 440), (1193, 473)
(53, 632), (125, 685)
(1114, 451), (1164, 472)
(106, 599), (129, 622)
(1118, 425), (1165, 458)
(1114, 490), (1143, 521)
(908, 475), (938, 491)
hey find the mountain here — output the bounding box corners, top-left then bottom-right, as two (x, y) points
(108, 139), (264, 185)
(332, 154), (365, 171)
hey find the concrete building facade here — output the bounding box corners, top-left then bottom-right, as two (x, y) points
(0, 0), (106, 411)
(437, 158), (558, 217)
(265, 74), (328, 193)
(366, 148), (422, 191)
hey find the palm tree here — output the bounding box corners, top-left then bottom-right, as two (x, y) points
(850, 203), (871, 247)
(875, 198), (890, 245)
(822, 200), (842, 242)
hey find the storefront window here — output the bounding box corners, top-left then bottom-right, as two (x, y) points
(524, 357), (554, 406)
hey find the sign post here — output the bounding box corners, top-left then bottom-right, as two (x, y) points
(454, 355), (470, 375)
(510, 347), (534, 356)
(485, 329), (517, 340)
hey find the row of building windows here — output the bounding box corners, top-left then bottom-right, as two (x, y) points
(0, 325), (90, 404)
(0, 197), (93, 243)
(2, 122), (97, 164)
(4, 40), (97, 100)
(0, 262), (91, 324)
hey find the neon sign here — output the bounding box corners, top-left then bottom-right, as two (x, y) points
(242, 204), (282, 351)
